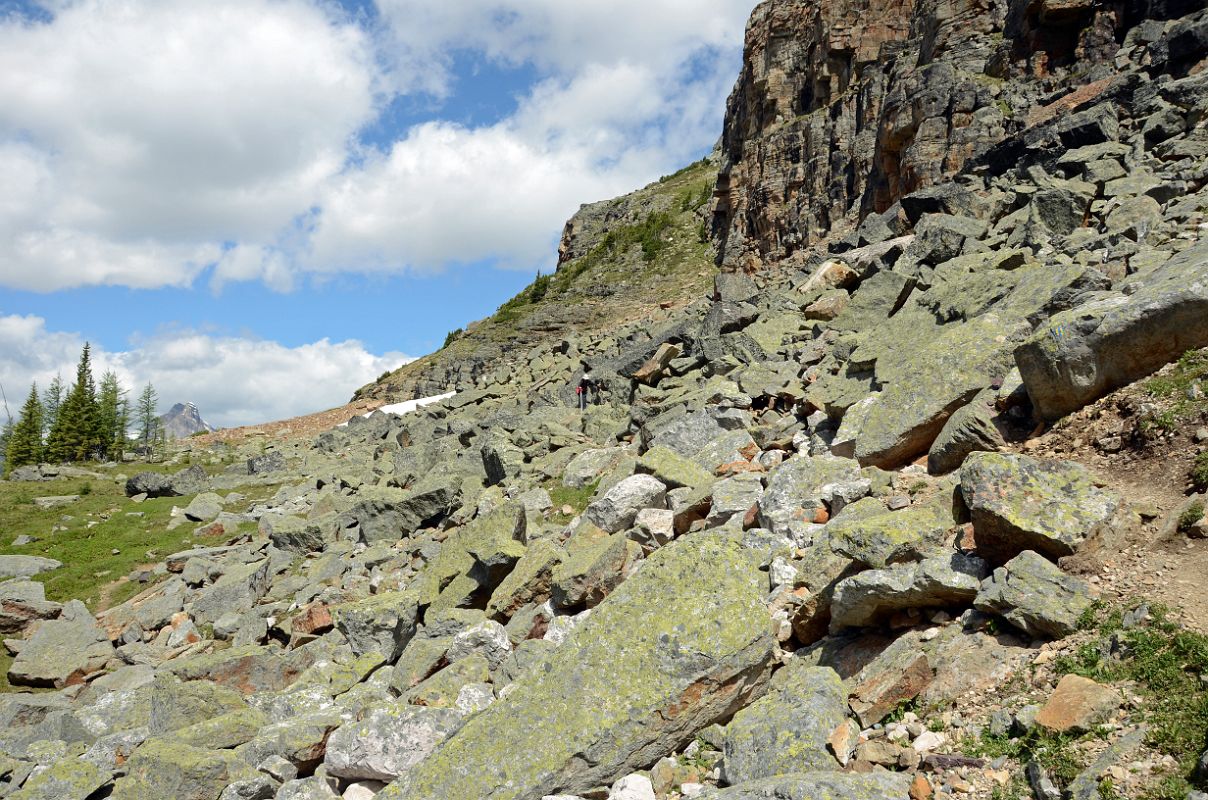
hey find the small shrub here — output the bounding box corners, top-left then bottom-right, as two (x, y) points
(77, 482), (92, 496)
(441, 329), (463, 350)
(1180, 501), (1206, 532)
(1192, 451), (1208, 492)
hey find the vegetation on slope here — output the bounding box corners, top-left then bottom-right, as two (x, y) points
(355, 159), (718, 402)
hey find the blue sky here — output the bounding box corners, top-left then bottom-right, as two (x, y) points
(0, 0), (753, 426)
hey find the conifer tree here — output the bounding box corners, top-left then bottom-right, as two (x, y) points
(97, 370), (126, 460)
(136, 381), (159, 452)
(5, 383), (44, 473)
(46, 343), (101, 462)
(41, 375), (64, 443)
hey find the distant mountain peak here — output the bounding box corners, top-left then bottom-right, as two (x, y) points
(159, 401), (217, 439)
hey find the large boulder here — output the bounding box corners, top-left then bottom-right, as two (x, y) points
(325, 704), (463, 782)
(829, 554), (988, 631)
(852, 314), (1025, 468)
(7, 757), (111, 800)
(828, 490), (960, 568)
(1015, 240), (1208, 421)
(333, 590), (421, 663)
(110, 740), (257, 800)
(190, 559), (271, 625)
(974, 550), (1093, 639)
(584, 475), (668, 533)
(8, 600), (114, 688)
(758, 455), (861, 538)
(960, 452), (1120, 564)
(0, 556), (61, 580)
(722, 664), (845, 783)
(125, 465), (208, 498)
(378, 532), (776, 800)
(0, 579), (62, 635)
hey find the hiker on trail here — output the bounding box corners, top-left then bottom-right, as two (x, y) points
(577, 368), (596, 410)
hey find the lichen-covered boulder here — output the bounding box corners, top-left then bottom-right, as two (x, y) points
(110, 740), (257, 800)
(332, 590), (421, 663)
(927, 390), (1006, 474)
(325, 703), (463, 782)
(852, 314), (1025, 468)
(584, 474), (668, 533)
(974, 550), (1092, 639)
(1015, 240), (1208, 421)
(960, 452), (1120, 564)
(378, 532), (775, 800)
(166, 643), (320, 695)
(828, 488), (960, 568)
(7, 756), (111, 800)
(190, 559), (271, 625)
(0, 556), (61, 580)
(758, 455), (861, 538)
(550, 532), (641, 609)
(8, 600), (114, 688)
(637, 445), (716, 490)
(698, 772), (911, 799)
(722, 664), (845, 783)
(829, 554), (988, 631)
(0, 578), (62, 635)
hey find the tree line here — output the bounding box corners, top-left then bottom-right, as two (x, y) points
(1, 344), (165, 475)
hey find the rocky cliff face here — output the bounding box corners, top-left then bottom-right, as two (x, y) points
(712, 0), (1197, 270)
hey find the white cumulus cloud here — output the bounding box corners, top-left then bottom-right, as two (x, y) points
(0, 314), (407, 429)
(0, 0), (380, 291)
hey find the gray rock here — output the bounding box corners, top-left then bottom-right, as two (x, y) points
(247, 451), (286, 475)
(961, 452), (1120, 563)
(927, 390), (1005, 474)
(563, 448), (630, 489)
(829, 553), (988, 630)
(723, 663), (845, 783)
(191, 559), (271, 625)
(109, 740), (257, 800)
(325, 703), (463, 782)
(261, 515), (330, 554)
(758, 455), (861, 538)
(974, 550), (1092, 639)
(0, 579), (62, 634)
(378, 532), (775, 800)
(183, 492), (224, 522)
(8, 600), (115, 688)
(1016, 240), (1208, 421)
(446, 620), (512, 671)
(698, 772), (911, 799)
(125, 465), (208, 498)
(219, 776), (279, 800)
(708, 474), (765, 526)
(6, 757), (112, 800)
(0, 556), (62, 580)
(584, 474), (668, 533)
(333, 590), (420, 662)
(274, 777), (341, 800)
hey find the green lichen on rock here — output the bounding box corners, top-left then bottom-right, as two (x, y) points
(722, 663), (845, 783)
(110, 739), (257, 800)
(379, 531), (775, 800)
(828, 484), (961, 568)
(8, 757), (111, 800)
(699, 771), (912, 799)
(961, 451), (1120, 563)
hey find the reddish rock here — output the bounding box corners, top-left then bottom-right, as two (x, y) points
(292, 603), (333, 636)
(1036, 674), (1120, 733)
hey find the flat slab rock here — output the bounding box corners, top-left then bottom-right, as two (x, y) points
(378, 532), (775, 800)
(0, 555), (62, 580)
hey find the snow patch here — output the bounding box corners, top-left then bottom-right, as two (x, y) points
(338, 391), (457, 427)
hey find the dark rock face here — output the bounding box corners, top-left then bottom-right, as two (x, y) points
(711, 0), (1153, 270)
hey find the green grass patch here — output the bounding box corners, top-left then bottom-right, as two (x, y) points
(1052, 603), (1208, 797)
(547, 481), (599, 523)
(963, 728), (1087, 788)
(0, 468), (233, 610)
(1180, 501), (1206, 532)
(1145, 350), (1208, 436)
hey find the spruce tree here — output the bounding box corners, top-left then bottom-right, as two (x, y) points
(46, 343), (101, 462)
(41, 375), (64, 443)
(136, 381), (159, 453)
(97, 370), (126, 460)
(5, 383), (44, 473)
